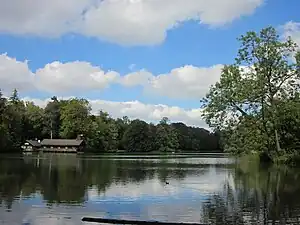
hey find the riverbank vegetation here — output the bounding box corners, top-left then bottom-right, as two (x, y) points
(201, 26), (300, 165)
(0, 90), (221, 153)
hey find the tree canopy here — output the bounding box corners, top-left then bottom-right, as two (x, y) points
(0, 89), (221, 153)
(201, 26), (300, 164)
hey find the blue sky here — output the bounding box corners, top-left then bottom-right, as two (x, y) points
(0, 0), (300, 127)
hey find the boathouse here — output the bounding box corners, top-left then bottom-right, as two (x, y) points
(40, 138), (85, 153)
(22, 135), (86, 153)
(22, 140), (42, 152)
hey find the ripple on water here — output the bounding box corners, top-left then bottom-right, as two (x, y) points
(2, 154), (300, 224)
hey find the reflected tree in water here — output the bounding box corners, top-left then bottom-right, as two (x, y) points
(200, 160), (300, 225)
(0, 155), (201, 208)
(3, 154), (300, 224)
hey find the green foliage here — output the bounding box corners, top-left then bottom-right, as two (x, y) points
(5, 89), (26, 150)
(0, 89), (221, 153)
(154, 119), (179, 152)
(122, 119), (155, 152)
(24, 102), (48, 139)
(44, 96), (61, 138)
(202, 26), (300, 164)
(59, 98), (91, 138)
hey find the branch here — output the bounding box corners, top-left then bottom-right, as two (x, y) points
(271, 72), (296, 97)
(231, 101), (248, 116)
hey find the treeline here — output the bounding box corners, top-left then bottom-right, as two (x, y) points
(202, 26), (300, 164)
(0, 89), (221, 153)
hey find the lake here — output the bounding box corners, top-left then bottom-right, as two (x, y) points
(1, 153), (300, 225)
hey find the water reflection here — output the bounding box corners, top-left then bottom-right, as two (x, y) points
(1, 154), (300, 224)
(201, 163), (300, 225)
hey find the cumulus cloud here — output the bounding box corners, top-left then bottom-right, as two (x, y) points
(119, 65), (223, 99)
(0, 0), (89, 37)
(0, 0), (264, 45)
(0, 53), (220, 127)
(145, 65), (223, 99)
(120, 69), (153, 87)
(0, 53), (222, 99)
(0, 54), (35, 92)
(282, 21), (300, 47)
(35, 61), (120, 94)
(24, 96), (207, 127)
(0, 54), (120, 95)
(280, 21), (300, 63)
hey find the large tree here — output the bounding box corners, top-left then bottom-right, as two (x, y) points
(202, 26), (300, 161)
(44, 96), (61, 139)
(59, 98), (91, 139)
(24, 102), (48, 140)
(5, 89), (26, 149)
(155, 117), (179, 152)
(122, 119), (155, 152)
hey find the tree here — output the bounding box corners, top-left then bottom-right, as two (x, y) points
(160, 117), (170, 125)
(202, 26), (300, 162)
(5, 89), (26, 149)
(115, 117), (130, 149)
(44, 96), (61, 139)
(60, 98), (91, 139)
(274, 97), (300, 163)
(155, 118), (179, 152)
(122, 119), (155, 152)
(24, 102), (47, 140)
(86, 117), (108, 152)
(0, 90), (10, 150)
(171, 122), (220, 151)
(106, 122), (119, 150)
(0, 88), (222, 153)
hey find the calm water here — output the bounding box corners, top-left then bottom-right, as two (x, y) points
(1, 154), (300, 225)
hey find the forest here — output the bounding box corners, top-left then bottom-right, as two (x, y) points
(202, 26), (300, 165)
(0, 90), (221, 153)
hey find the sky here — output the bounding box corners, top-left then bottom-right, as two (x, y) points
(0, 0), (300, 128)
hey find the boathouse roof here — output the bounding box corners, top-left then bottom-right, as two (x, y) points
(41, 139), (84, 147)
(26, 140), (42, 147)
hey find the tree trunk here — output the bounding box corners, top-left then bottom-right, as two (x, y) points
(275, 129), (281, 152)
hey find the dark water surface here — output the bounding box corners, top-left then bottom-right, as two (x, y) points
(1, 153), (300, 225)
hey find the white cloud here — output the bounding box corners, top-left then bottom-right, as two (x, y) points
(0, 0), (264, 45)
(0, 54), (35, 92)
(0, 0), (89, 37)
(0, 54), (121, 95)
(280, 21), (300, 63)
(35, 61), (120, 94)
(90, 99), (206, 127)
(282, 21), (300, 47)
(120, 69), (153, 87)
(0, 53), (220, 127)
(144, 65), (223, 99)
(0, 53), (222, 100)
(24, 96), (207, 127)
(119, 65), (224, 99)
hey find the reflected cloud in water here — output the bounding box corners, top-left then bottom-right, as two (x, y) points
(3, 154), (300, 225)
(0, 154), (231, 225)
